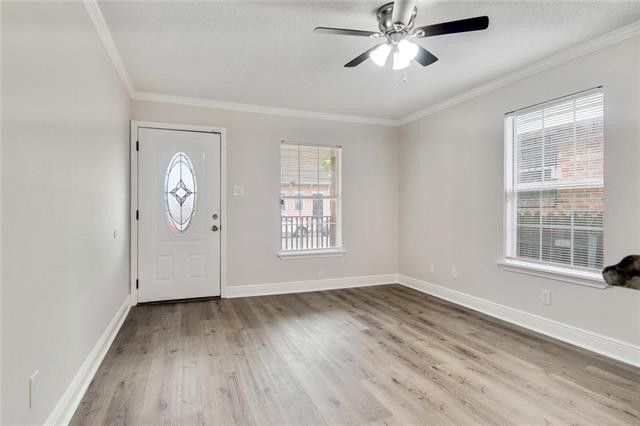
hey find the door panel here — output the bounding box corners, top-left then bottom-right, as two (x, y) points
(138, 127), (221, 302)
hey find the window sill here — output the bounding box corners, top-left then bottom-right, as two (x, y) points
(498, 259), (607, 288)
(278, 248), (346, 260)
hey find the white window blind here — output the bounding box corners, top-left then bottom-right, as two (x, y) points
(505, 89), (604, 270)
(280, 142), (341, 251)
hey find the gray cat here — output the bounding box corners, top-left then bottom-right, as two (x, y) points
(602, 255), (640, 290)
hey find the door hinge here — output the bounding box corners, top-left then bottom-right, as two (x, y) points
(136, 140), (139, 151)
(136, 279), (139, 289)
(136, 210), (139, 220)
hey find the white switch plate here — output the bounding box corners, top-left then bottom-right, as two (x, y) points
(429, 263), (435, 274)
(451, 267), (458, 279)
(29, 370), (39, 409)
(541, 289), (552, 305)
(232, 185), (245, 196)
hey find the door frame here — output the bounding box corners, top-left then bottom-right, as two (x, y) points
(130, 121), (228, 305)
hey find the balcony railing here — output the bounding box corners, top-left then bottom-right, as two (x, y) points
(281, 216), (335, 251)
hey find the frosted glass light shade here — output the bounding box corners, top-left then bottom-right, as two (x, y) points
(398, 39), (419, 61)
(392, 51), (410, 70)
(369, 43), (391, 67)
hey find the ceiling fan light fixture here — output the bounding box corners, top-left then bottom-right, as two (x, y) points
(398, 39), (419, 61)
(392, 50), (410, 70)
(315, 2), (489, 70)
(369, 43), (391, 67)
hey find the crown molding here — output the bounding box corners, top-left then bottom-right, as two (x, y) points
(83, 0), (134, 96)
(83, 0), (397, 126)
(398, 19), (640, 125)
(131, 91), (401, 126)
(84, 0), (638, 128)
(83, 0), (398, 126)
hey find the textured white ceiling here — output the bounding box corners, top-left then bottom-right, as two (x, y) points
(98, 0), (640, 120)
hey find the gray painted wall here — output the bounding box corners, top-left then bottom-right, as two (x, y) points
(1, 2), (130, 423)
(131, 101), (400, 287)
(398, 35), (640, 346)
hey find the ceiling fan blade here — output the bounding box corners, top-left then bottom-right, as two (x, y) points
(314, 27), (380, 37)
(415, 16), (489, 38)
(344, 44), (384, 67)
(414, 45), (438, 66)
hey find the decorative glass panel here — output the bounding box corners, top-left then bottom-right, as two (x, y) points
(164, 152), (197, 233)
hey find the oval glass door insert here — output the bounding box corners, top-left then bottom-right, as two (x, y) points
(164, 152), (197, 233)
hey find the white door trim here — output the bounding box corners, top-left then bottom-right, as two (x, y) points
(130, 121), (228, 305)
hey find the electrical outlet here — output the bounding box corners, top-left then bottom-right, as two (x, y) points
(318, 270), (325, 279)
(451, 267), (458, 279)
(29, 370), (39, 409)
(541, 289), (552, 305)
(429, 262), (435, 274)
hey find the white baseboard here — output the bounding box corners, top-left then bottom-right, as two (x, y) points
(224, 274), (398, 298)
(397, 274), (640, 368)
(45, 296), (132, 425)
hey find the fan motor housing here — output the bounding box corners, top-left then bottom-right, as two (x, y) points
(376, 2), (417, 34)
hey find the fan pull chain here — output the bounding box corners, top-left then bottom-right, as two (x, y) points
(393, 69), (409, 89)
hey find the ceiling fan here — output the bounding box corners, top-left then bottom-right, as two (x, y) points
(314, 0), (489, 70)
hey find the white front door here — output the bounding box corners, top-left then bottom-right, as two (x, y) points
(138, 127), (221, 302)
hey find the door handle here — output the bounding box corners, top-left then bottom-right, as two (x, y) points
(211, 225), (219, 232)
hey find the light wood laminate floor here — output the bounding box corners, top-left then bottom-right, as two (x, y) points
(71, 285), (639, 425)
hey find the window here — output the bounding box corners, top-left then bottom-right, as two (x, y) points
(504, 89), (604, 272)
(280, 142), (341, 252)
(164, 152), (197, 233)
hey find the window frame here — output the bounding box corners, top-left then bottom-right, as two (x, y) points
(278, 141), (344, 258)
(501, 88), (606, 288)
